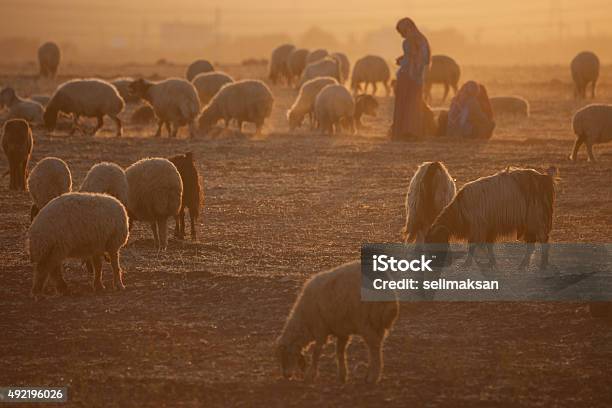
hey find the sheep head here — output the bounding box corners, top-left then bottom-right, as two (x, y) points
(0, 87), (16, 107)
(276, 342), (306, 380)
(286, 109), (304, 131)
(128, 79), (152, 99)
(355, 95), (379, 118)
(198, 104), (220, 134)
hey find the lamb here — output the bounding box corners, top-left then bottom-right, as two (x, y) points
(38, 42), (61, 78)
(298, 58), (342, 88)
(131, 105), (156, 125)
(0, 87), (44, 124)
(168, 152), (203, 240)
(331, 52), (350, 84)
(571, 51), (599, 99)
(401, 162), (456, 243)
(44, 79), (125, 137)
(27, 157), (72, 220)
(425, 166), (557, 270)
(28, 192), (129, 298)
(192, 71), (234, 106)
(314, 84), (355, 135)
(305, 49), (329, 64)
(1, 119), (33, 190)
(186, 59), (214, 82)
(353, 94), (379, 129)
(570, 104), (612, 162)
(287, 76), (338, 130)
(351, 55), (391, 96)
(287, 48), (310, 84)
(489, 96), (530, 117)
(198, 80), (274, 136)
(80, 162), (128, 207)
(129, 78), (200, 138)
(276, 261), (398, 383)
(269, 44), (295, 85)
(424, 55), (460, 102)
(125, 157), (183, 250)
(110, 77), (141, 104)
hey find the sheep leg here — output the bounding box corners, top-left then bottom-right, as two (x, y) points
(570, 135), (584, 161)
(372, 82), (378, 96)
(154, 120), (163, 138)
(109, 251), (125, 290)
(91, 256), (105, 291)
(70, 114), (81, 136)
(518, 233), (536, 271)
(363, 331), (383, 384)
(49, 264), (69, 295)
(31, 261), (52, 299)
(189, 207), (197, 240)
(591, 80), (597, 98)
(174, 208), (185, 239)
(336, 336), (349, 383)
(19, 160), (27, 190)
(384, 82), (390, 97)
(586, 142), (596, 162)
(171, 123), (179, 139)
(305, 341), (324, 382)
(91, 115), (104, 136)
(188, 120), (196, 138)
(442, 83), (450, 102)
(463, 243), (476, 267)
(157, 217), (168, 250)
(150, 221), (160, 248)
(111, 115), (123, 137)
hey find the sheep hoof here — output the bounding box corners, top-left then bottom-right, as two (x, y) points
(93, 283), (106, 292)
(114, 283), (126, 291)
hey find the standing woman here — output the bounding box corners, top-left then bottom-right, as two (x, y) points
(391, 17), (431, 140)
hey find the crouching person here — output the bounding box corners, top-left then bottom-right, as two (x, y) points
(447, 81), (495, 139)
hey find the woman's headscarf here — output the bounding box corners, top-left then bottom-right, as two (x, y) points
(396, 17), (431, 78)
(448, 80), (480, 126)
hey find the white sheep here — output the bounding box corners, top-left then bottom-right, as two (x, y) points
(287, 76), (338, 130)
(287, 48), (310, 85)
(298, 58), (342, 88)
(38, 42), (61, 78)
(110, 77), (141, 104)
(402, 161), (456, 243)
(269, 44), (296, 85)
(331, 52), (350, 84)
(80, 162), (129, 207)
(571, 51), (599, 99)
(129, 78), (200, 138)
(570, 104), (612, 162)
(186, 59), (214, 82)
(0, 87), (44, 124)
(351, 55), (391, 95)
(43, 79), (125, 137)
(125, 157), (183, 250)
(425, 166), (557, 270)
(198, 80), (274, 136)
(305, 49), (329, 64)
(489, 96), (530, 117)
(192, 71), (234, 106)
(314, 84), (355, 134)
(276, 261), (398, 383)
(28, 192), (129, 298)
(28, 157), (72, 220)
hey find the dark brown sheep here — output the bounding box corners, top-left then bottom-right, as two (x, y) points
(2, 119), (33, 190)
(168, 152), (203, 240)
(353, 94), (379, 128)
(571, 51), (599, 99)
(425, 55), (460, 102)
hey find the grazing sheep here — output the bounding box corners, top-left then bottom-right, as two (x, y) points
(306, 49), (329, 64)
(353, 94), (379, 129)
(331, 52), (350, 84)
(0, 87), (44, 124)
(287, 76), (338, 130)
(401, 161), (456, 243)
(1, 119), (33, 190)
(125, 158), (183, 250)
(37, 42), (61, 78)
(29, 95), (50, 107)
(129, 78), (200, 138)
(276, 261), (398, 383)
(314, 84), (355, 135)
(425, 166), (557, 270)
(28, 192), (129, 298)
(192, 71), (234, 106)
(131, 105), (156, 125)
(110, 77), (140, 104)
(44, 79), (125, 137)
(198, 80), (274, 136)
(351, 55), (391, 96)
(269, 44), (296, 85)
(186, 59), (214, 82)
(298, 58), (342, 88)
(28, 157), (72, 221)
(570, 104), (612, 162)
(424, 55), (460, 102)
(489, 96), (530, 117)
(571, 51), (599, 99)
(287, 48), (310, 84)
(80, 162), (128, 207)
(168, 152), (203, 240)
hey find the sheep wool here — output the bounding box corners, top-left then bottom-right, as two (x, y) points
(305, 49), (329, 65)
(192, 72), (234, 106)
(186, 59), (214, 82)
(28, 157), (72, 220)
(38, 42), (61, 78)
(425, 55), (460, 102)
(571, 51), (599, 99)
(110, 77), (140, 103)
(298, 58), (342, 88)
(489, 96), (530, 117)
(28, 192), (129, 297)
(80, 162), (129, 207)
(331, 52), (350, 84)
(571, 103), (612, 162)
(269, 44), (295, 85)
(351, 55), (391, 95)
(287, 76), (338, 130)
(287, 48), (310, 84)
(276, 261), (398, 383)
(314, 84), (355, 135)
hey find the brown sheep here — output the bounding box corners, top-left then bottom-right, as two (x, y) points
(2, 119), (33, 191)
(168, 152), (203, 240)
(353, 94), (379, 129)
(424, 55), (460, 102)
(571, 51), (599, 99)
(186, 59), (214, 82)
(38, 42), (61, 78)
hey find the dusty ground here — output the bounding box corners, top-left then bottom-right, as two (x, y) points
(1, 62), (611, 407)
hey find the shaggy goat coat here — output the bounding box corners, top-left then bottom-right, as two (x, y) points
(2, 119), (33, 191)
(28, 157), (72, 220)
(570, 104), (612, 162)
(80, 162), (129, 207)
(276, 261), (398, 383)
(402, 161), (456, 243)
(351, 55), (391, 95)
(287, 76), (338, 130)
(314, 85), (355, 134)
(28, 192), (129, 296)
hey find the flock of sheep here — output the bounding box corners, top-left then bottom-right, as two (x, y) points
(0, 39), (611, 385)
